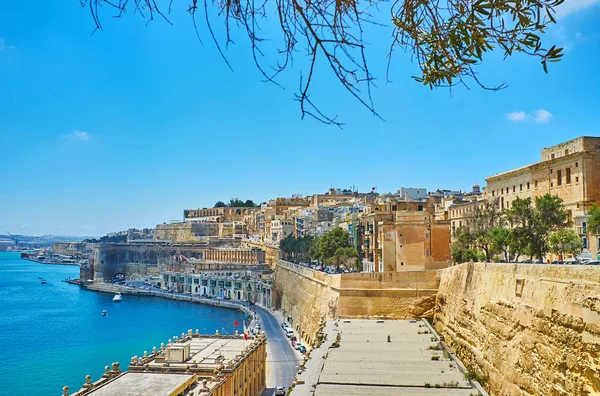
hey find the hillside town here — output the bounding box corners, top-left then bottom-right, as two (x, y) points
(26, 136), (600, 396)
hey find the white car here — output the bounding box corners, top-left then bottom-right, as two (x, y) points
(285, 328), (294, 338)
(294, 342), (302, 350)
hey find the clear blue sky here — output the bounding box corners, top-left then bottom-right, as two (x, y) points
(1, 1), (599, 236)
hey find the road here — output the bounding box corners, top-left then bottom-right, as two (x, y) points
(253, 305), (302, 395)
(118, 281), (300, 394)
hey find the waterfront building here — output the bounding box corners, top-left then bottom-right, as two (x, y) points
(69, 331), (266, 396)
(162, 269), (273, 308)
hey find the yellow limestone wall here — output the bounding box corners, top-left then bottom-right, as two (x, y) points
(434, 263), (600, 396)
(274, 261), (440, 345)
(274, 261), (340, 345)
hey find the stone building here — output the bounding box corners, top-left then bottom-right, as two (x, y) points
(69, 331), (266, 396)
(162, 270), (273, 307)
(360, 199), (450, 272)
(155, 221), (247, 243)
(184, 207), (260, 223)
(88, 242), (266, 281)
(485, 136), (600, 260)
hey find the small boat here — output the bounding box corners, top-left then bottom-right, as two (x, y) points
(112, 293), (123, 302)
(41, 279), (47, 284)
(102, 310), (108, 316)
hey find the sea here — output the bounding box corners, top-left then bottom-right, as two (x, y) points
(0, 252), (246, 396)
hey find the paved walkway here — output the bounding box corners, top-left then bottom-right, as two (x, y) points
(291, 320), (340, 396)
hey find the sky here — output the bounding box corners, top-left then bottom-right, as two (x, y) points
(1, 1), (599, 237)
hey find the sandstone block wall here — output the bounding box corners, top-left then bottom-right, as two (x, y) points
(274, 261), (340, 345)
(337, 270), (440, 319)
(434, 263), (600, 396)
(274, 261), (441, 345)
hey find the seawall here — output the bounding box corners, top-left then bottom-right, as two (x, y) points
(85, 283), (246, 313)
(434, 263), (600, 396)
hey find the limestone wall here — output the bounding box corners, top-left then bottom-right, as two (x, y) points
(274, 261), (340, 345)
(337, 270), (440, 319)
(434, 263), (600, 396)
(274, 261), (441, 345)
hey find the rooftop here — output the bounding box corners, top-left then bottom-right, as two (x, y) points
(82, 373), (197, 396)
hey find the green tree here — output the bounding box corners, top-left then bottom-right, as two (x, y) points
(82, 0), (564, 125)
(228, 198), (246, 207)
(279, 234), (316, 263)
(244, 200), (257, 208)
(587, 204), (600, 235)
(328, 247), (360, 269)
(312, 228), (353, 263)
(507, 228), (528, 263)
(490, 227), (511, 262)
(507, 194), (569, 261)
(214, 201), (227, 208)
(451, 227), (477, 263)
(464, 200), (504, 262)
(549, 229), (583, 258)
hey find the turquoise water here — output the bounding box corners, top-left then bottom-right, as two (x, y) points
(0, 252), (245, 396)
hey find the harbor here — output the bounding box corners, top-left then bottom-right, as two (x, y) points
(0, 252), (246, 396)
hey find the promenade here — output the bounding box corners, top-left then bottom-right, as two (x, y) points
(82, 282), (301, 395)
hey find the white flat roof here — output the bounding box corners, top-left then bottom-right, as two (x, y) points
(88, 373), (195, 396)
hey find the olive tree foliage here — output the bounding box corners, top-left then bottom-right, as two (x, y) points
(80, 0), (564, 125)
(586, 204), (600, 235)
(548, 229), (582, 258)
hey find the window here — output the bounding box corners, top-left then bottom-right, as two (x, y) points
(566, 168), (571, 184)
(506, 187), (509, 194)
(527, 182), (530, 190)
(492, 190), (495, 197)
(550, 169), (553, 173)
(535, 180), (538, 188)
(565, 149), (569, 155)
(515, 279), (525, 297)
(576, 162), (579, 167)
(576, 176), (579, 183)
(425, 249), (430, 257)
(520, 184), (523, 191)
(513, 186), (516, 192)
(418, 205), (423, 211)
(551, 153), (555, 159)
(557, 169), (562, 186)
(583, 237), (588, 249)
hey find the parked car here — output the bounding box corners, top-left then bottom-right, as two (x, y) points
(281, 322), (288, 329)
(584, 260), (600, 265)
(299, 345), (307, 354)
(290, 335), (297, 344)
(294, 342), (302, 350)
(285, 328), (294, 338)
(275, 386), (286, 396)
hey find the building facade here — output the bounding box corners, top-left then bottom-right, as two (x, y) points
(485, 136), (600, 260)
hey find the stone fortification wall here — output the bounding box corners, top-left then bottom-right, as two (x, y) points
(274, 261), (340, 346)
(274, 261), (441, 344)
(434, 263), (600, 396)
(92, 241), (245, 281)
(337, 270), (440, 319)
